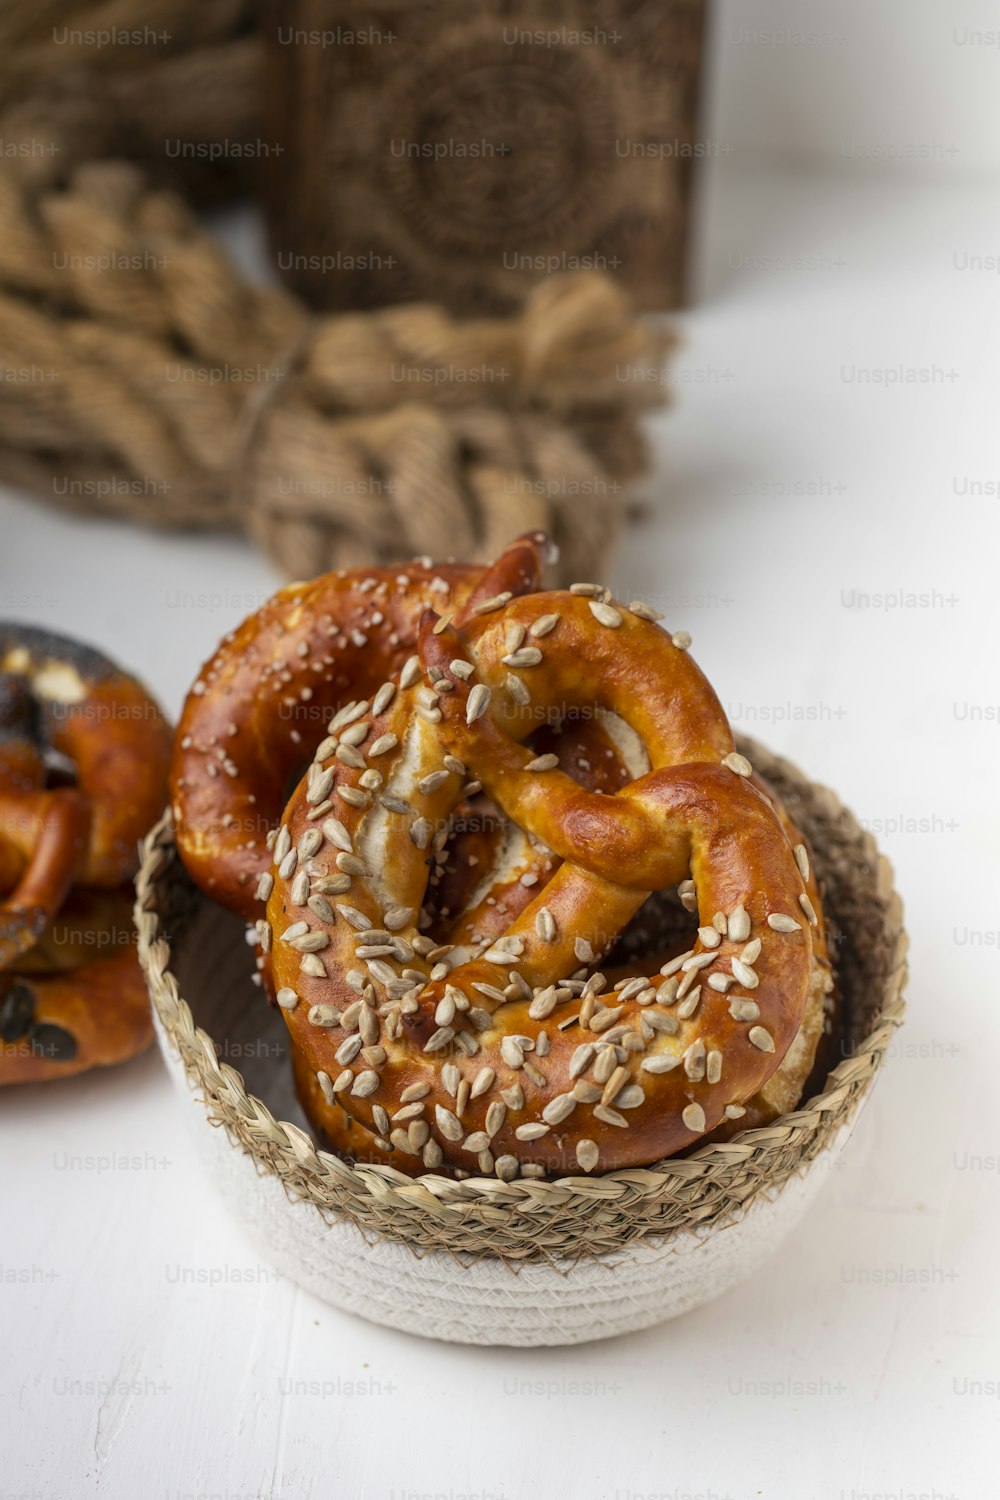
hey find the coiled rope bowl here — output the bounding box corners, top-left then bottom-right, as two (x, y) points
(136, 737), (906, 1346)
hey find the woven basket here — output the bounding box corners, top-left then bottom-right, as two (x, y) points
(135, 737), (906, 1345)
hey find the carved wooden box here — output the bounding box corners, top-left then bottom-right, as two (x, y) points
(263, 0), (706, 313)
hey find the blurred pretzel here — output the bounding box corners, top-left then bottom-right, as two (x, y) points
(0, 625), (170, 1084)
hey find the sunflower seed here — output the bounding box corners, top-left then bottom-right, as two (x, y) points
(274, 826), (291, 863)
(535, 907), (557, 942)
(799, 892), (819, 926)
(312, 874), (352, 895)
(706, 1049), (723, 1084)
(542, 1093), (576, 1125)
(682, 1102), (706, 1132)
(300, 954), (327, 977)
(401, 1082), (431, 1103)
(601, 1065), (629, 1107)
(748, 1026), (775, 1052)
(276, 987), (298, 1010)
(645, 1011), (679, 1034)
(501, 1037), (525, 1068)
(337, 786), (369, 808)
(741, 938), (762, 964)
(684, 1040), (706, 1080)
(660, 949), (695, 977)
(322, 817), (353, 852)
(615, 1084), (645, 1109)
(399, 654), (421, 688)
(500, 1084), (524, 1110)
(422, 1139), (444, 1168)
(410, 817), (433, 849)
(333, 1068), (353, 1094)
(574, 937), (595, 964)
(569, 1043), (595, 1078)
(463, 1132), (491, 1153)
(278, 849), (298, 880)
(729, 998), (760, 1022)
(290, 931), (330, 955)
(316, 1071), (335, 1105)
(697, 926), (722, 949)
(336, 1034), (363, 1065)
(307, 1004), (339, 1028)
(297, 827), (323, 860)
(471, 1067), (495, 1099)
(572, 1079), (602, 1102)
(435, 1105), (463, 1141)
(576, 1139), (599, 1171)
(506, 674), (531, 706)
(767, 912), (801, 933)
(641, 1054), (680, 1074)
(515, 1123), (549, 1141)
(676, 987), (701, 1020)
(593, 1049), (617, 1084)
(731, 958), (759, 989)
(503, 646), (543, 669)
(794, 843), (810, 882)
(530, 613), (560, 638)
(525, 753), (559, 773)
(589, 600), (622, 628)
(725, 1104), (747, 1119)
(256, 872), (274, 902)
(593, 1104), (627, 1128)
(351, 1070), (379, 1097)
(671, 631), (692, 650)
(628, 599), (662, 622)
(466, 684), (491, 724)
(728, 905), (751, 942)
(707, 972), (735, 992)
(435, 995), (456, 1027)
(372, 681), (396, 716)
(723, 751), (752, 777)
(472, 591), (512, 615)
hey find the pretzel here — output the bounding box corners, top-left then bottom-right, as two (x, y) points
(0, 625), (170, 1084)
(245, 538), (832, 1176)
(170, 535), (549, 919)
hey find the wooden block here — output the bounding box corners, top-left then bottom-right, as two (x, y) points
(263, 0), (706, 313)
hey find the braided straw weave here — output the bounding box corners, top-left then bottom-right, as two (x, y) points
(135, 738), (906, 1264)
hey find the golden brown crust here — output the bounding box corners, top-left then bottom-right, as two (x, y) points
(263, 541), (827, 1176)
(170, 535), (548, 918)
(171, 535), (833, 1176)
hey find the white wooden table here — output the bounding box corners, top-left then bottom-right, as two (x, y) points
(3, 147), (999, 1500)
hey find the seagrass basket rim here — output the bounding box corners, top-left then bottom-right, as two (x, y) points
(135, 736), (907, 1262)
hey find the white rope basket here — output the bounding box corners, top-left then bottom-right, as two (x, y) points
(137, 739), (906, 1345)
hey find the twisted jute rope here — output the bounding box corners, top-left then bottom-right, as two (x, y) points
(0, 0), (259, 201)
(0, 102), (671, 582)
(135, 737), (907, 1267)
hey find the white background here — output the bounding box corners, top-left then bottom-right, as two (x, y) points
(3, 3), (1000, 1497)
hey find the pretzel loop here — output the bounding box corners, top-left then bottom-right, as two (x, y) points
(262, 542), (822, 1176)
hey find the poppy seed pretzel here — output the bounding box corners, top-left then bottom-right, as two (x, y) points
(263, 543), (826, 1176)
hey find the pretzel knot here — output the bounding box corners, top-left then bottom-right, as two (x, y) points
(264, 542), (825, 1177)
(0, 625), (171, 1083)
